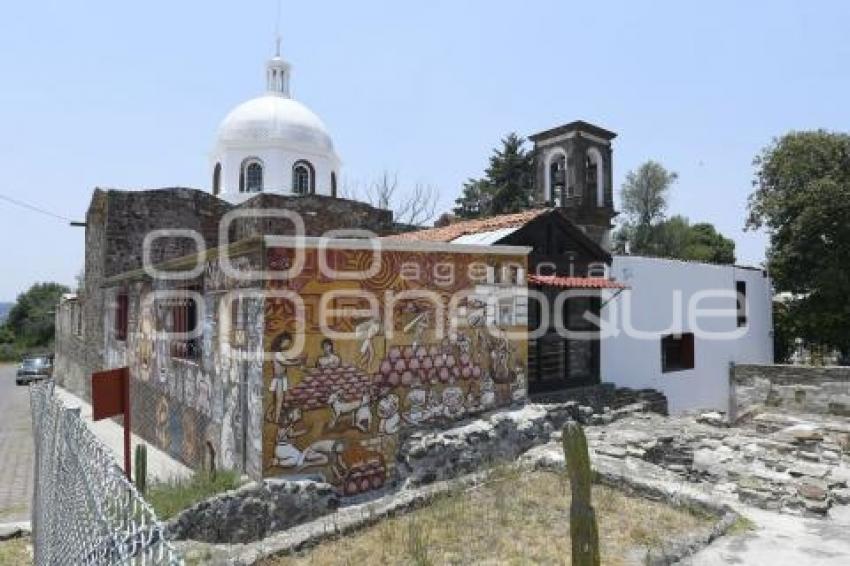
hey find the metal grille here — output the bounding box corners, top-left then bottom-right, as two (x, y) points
(30, 381), (182, 565)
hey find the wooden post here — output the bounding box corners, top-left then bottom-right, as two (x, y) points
(562, 421), (600, 566)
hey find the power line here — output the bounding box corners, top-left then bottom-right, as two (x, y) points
(0, 192), (75, 223)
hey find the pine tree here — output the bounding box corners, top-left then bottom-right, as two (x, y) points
(452, 133), (535, 219)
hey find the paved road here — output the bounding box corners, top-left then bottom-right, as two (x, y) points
(0, 364), (33, 523)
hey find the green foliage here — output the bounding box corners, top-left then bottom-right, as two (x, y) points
(453, 133), (535, 219)
(614, 161), (735, 263)
(145, 469), (242, 519)
(747, 130), (850, 353)
(3, 282), (69, 349)
(620, 160), (678, 233)
(772, 300), (798, 363)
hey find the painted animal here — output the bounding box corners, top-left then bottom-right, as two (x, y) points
(328, 391), (371, 431)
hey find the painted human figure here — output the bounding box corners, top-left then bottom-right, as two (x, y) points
(317, 338), (341, 369)
(442, 379), (465, 419)
(480, 375), (497, 409)
(270, 332), (305, 424)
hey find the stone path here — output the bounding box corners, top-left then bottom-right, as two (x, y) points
(683, 505), (850, 565)
(0, 364), (33, 523)
(54, 385), (193, 483)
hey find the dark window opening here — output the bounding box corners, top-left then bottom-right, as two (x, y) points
(736, 280), (747, 327)
(661, 333), (695, 373)
(168, 292), (201, 360)
(115, 293), (129, 341)
(212, 162), (221, 196)
(331, 172), (337, 197)
(292, 160), (315, 195)
(586, 156), (598, 195)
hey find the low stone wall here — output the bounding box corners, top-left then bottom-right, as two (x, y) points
(166, 480), (339, 543)
(731, 363), (850, 421)
(396, 398), (659, 488)
(529, 382), (669, 416)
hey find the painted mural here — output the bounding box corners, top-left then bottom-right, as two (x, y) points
(262, 246), (528, 495)
(109, 251), (267, 478)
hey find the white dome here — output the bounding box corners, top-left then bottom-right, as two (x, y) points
(215, 94), (336, 155)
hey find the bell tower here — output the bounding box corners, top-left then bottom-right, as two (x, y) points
(529, 121), (617, 249)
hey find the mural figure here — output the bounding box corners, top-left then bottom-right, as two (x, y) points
(480, 375), (497, 409)
(317, 338), (341, 369)
(403, 387), (429, 425)
(403, 307), (430, 348)
(377, 393), (401, 434)
(442, 378), (465, 419)
(354, 317), (382, 368)
(269, 332), (305, 424)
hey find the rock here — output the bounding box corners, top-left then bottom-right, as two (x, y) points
(833, 488), (850, 505)
(697, 412), (727, 427)
(797, 481), (828, 501)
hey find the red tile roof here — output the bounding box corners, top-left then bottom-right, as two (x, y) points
(384, 209), (549, 242)
(528, 275), (629, 289)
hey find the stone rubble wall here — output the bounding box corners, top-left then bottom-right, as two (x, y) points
(166, 479), (339, 544)
(731, 363), (850, 421)
(168, 389), (667, 544)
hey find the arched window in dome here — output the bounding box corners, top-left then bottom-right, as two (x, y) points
(292, 160), (315, 195)
(212, 163), (221, 196)
(239, 158), (264, 193)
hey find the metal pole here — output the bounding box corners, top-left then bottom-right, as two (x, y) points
(123, 368), (131, 482)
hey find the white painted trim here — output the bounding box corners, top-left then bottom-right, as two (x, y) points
(587, 146), (605, 206)
(543, 147), (568, 202)
(264, 235), (532, 256)
(536, 131), (611, 147)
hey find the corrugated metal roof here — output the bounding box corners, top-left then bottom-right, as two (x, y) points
(384, 209), (548, 242)
(450, 227), (521, 245)
(528, 275), (629, 289)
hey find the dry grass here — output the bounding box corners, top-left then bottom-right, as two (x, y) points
(0, 536), (31, 565)
(262, 469), (713, 566)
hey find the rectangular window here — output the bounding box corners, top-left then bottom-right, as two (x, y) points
(661, 333), (695, 373)
(115, 293), (129, 341)
(736, 281), (747, 327)
(169, 291), (200, 360)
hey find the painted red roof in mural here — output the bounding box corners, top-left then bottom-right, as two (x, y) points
(373, 344), (483, 390)
(384, 209), (549, 242)
(286, 365), (372, 411)
(528, 275), (629, 289)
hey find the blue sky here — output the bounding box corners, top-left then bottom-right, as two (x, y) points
(1, 0), (848, 301)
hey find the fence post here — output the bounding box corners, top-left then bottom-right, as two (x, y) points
(135, 444), (148, 494)
(563, 421), (600, 566)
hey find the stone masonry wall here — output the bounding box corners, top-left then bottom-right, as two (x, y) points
(731, 363), (850, 421)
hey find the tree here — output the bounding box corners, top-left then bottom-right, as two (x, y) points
(453, 133), (535, 219)
(613, 161), (735, 263)
(747, 130), (850, 355)
(3, 282), (69, 348)
(617, 161), (678, 252)
(346, 171), (439, 228)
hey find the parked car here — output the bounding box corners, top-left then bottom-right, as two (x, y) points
(16, 354), (53, 385)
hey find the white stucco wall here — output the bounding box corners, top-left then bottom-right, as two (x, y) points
(601, 256), (773, 414)
(211, 144), (339, 203)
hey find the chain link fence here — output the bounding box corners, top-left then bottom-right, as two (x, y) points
(30, 381), (183, 565)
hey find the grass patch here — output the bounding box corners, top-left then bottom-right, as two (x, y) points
(262, 468), (714, 566)
(0, 536), (31, 565)
(727, 515), (757, 535)
(146, 470), (242, 520)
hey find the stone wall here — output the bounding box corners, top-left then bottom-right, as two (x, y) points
(731, 363), (850, 421)
(530, 382), (669, 416)
(167, 479), (339, 544)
